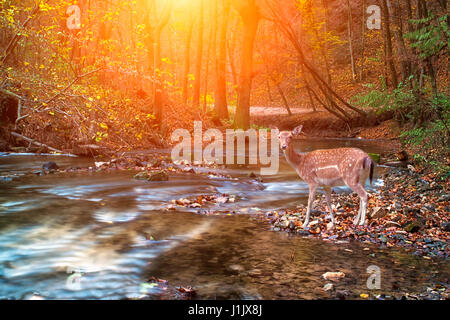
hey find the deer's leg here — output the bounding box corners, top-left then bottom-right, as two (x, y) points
(348, 183), (368, 226)
(359, 189), (368, 226)
(323, 187), (335, 228)
(353, 198), (362, 225)
(303, 184), (317, 228)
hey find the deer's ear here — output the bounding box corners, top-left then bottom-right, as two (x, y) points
(292, 125), (303, 136)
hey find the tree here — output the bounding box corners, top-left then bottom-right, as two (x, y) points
(359, 0), (366, 81)
(266, 0), (366, 122)
(233, 0), (260, 129)
(182, 15), (194, 104)
(346, 0), (356, 81)
(192, 0), (204, 108)
(214, 0), (230, 120)
(150, 2), (172, 124)
(387, 0), (411, 83)
(381, 0), (398, 88)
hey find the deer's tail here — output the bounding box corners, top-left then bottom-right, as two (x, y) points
(363, 156), (375, 185)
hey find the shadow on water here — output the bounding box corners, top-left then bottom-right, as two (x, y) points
(0, 139), (447, 299)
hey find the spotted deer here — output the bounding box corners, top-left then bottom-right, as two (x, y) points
(278, 125), (375, 228)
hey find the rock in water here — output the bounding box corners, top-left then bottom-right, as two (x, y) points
(42, 161), (59, 172)
(134, 171), (149, 180)
(149, 171), (169, 181)
(134, 170), (168, 181)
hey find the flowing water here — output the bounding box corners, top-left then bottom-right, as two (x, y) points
(0, 139), (447, 300)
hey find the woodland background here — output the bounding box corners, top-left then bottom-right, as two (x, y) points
(0, 0), (448, 170)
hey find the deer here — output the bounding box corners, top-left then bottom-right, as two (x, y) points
(278, 125), (375, 229)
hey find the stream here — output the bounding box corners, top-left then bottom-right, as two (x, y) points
(0, 138), (447, 299)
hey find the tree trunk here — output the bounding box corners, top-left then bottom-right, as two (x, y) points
(381, 0), (398, 88)
(306, 85), (317, 112)
(152, 4), (171, 124)
(192, 0), (204, 108)
(269, 75), (292, 116)
(233, 1), (260, 130)
(321, 0), (331, 84)
(203, 1), (216, 113)
(417, 0), (437, 95)
(405, 0), (418, 86)
(346, 0), (356, 81)
(359, 0), (366, 81)
(182, 17), (194, 104)
(214, 0), (230, 120)
(387, 0), (411, 83)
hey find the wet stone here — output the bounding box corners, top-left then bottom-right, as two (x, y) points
(42, 161), (59, 172)
(134, 170), (169, 181)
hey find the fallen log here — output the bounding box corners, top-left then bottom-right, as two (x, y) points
(10, 132), (77, 157)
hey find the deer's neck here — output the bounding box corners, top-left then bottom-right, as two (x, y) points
(284, 145), (304, 170)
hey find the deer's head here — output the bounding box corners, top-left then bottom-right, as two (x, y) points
(278, 125), (303, 150)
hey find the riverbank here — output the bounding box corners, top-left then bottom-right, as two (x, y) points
(252, 109), (400, 139)
(265, 166), (449, 260)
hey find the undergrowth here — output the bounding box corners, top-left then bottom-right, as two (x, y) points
(353, 80), (449, 177)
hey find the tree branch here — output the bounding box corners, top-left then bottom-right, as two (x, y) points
(15, 68), (101, 123)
